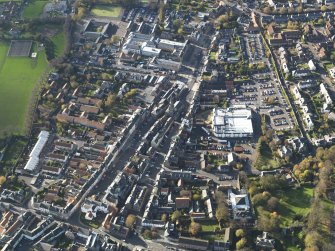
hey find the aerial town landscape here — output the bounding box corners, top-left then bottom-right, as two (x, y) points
(0, 0), (335, 250)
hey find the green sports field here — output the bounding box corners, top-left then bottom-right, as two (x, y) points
(0, 43), (48, 136)
(51, 31), (65, 57)
(91, 5), (122, 17)
(23, 0), (48, 19)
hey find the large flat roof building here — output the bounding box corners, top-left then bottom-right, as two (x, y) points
(24, 131), (49, 171)
(122, 32), (156, 55)
(212, 106), (253, 138)
(122, 32), (186, 60)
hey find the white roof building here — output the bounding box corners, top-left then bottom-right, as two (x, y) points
(308, 60), (316, 71)
(320, 83), (333, 112)
(228, 190), (252, 219)
(282, 63), (289, 73)
(29, 131), (49, 158)
(304, 113), (314, 130)
(320, 83), (332, 105)
(24, 156), (40, 171)
(122, 32), (155, 55)
(292, 86), (302, 100)
(141, 45), (161, 57)
(24, 131), (49, 171)
(212, 106), (253, 138)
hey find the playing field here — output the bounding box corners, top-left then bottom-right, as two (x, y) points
(276, 187), (313, 227)
(23, 0), (48, 19)
(51, 31), (65, 57)
(91, 5), (122, 17)
(0, 43), (48, 136)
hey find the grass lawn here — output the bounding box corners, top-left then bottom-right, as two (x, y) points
(282, 235), (304, 251)
(207, 154), (226, 166)
(23, 0), (48, 19)
(324, 62), (334, 71)
(91, 5), (122, 17)
(51, 31), (65, 57)
(201, 220), (219, 232)
(275, 187), (313, 227)
(0, 43), (48, 136)
(210, 51), (217, 60)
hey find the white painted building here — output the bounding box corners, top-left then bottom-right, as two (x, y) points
(212, 106), (253, 139)
(24, 131), (49, 171)
(308, 60), (316, 71)
(320, 83), (333, 112)
(228, 190), (252, 219)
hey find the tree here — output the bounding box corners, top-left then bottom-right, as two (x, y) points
(279, 7), (287, 14)
(319, 163), (333, 187)
(96, 100), (104, 109)
(252, 192), (270, 207)
(235, 229), (245, 238)
(248, 185), (259, 197)
(142, 229), (152, 239)
(171, 210), (181, 222)
(236, 163), (244, 170)
(110, 35), (120, 44)
(158, 2), (165, 24)
(321, 5), (328, 12)
(315, 180), (327, 199)
(125, 214), (136, 229)
(304, 231), (321, 248)
(263, 7), (272, 14)
(193, 193), (201, 201)
(105, 94), (117, 109)
(177, 27), (184, 35)
(74, 7), (86, 20)
(297, 5), (303, 13)
(173, 19), (183, 31)
(217, 14), (229, 24)
(316, 147), (325, 160)
(267, 197), (279, 211)
(124, 89), (138, 99)
(288, 7), (295, 13)
(216, 206), (229, 227)
(287, 21), (299, 30)
(189, 221), (202, 236)
(161, 214), (167, 222)
(305, 247), (320, 251)
(215, 190), (226, 206)
(260, 175), (286, 191)
(257, 213), (280, 233)
(0, 176), (6, 185)
(101, 72), (113, 80)
(236, 237), (247, 250)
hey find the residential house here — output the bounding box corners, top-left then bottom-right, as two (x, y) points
(256, 232), (275, 250)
